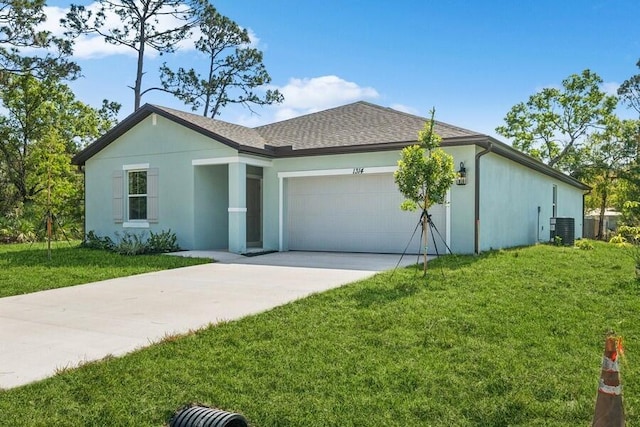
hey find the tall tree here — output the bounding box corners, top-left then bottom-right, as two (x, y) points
(63, 0), (203, 110)
(496, 70), (618, 174)
(28, 128), (82, 235)
(578, 118), (639, 239)
(394, 109), (455, 275)
(0, 0), (78, 79)
(156, 4), (283, 117)
(0, 73), (116, 208)
(618, 59), (640, 116)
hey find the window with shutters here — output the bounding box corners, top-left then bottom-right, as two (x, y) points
(115, 165), (158, 226)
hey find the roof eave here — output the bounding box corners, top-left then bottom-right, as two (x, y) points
(270, 135), (490, 157)
(270, 135), (590, 191)
(72, 104), (274, 165)
(478, 136), (591, 191)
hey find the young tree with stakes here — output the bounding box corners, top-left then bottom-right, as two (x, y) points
(394, 109), (455, 275)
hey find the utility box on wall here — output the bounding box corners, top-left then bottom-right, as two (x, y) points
(550, 217), (575, 246)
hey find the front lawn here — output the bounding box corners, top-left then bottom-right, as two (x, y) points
(0, 242), (210, 297)
(0, 242), (638, 425)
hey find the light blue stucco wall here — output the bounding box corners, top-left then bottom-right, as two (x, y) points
(447, 146), (476, 254)
(84, 113), (585, 254)
(477, 150), (584, 252)
(193, 164), (228, 249)
(85, 113), (238, 249)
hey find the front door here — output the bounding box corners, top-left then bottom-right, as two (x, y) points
(246, 177), (262, 247)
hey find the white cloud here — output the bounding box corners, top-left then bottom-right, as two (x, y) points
(246, 28), (261, 49)
(270, 75), (379, 120)
(226, 75), (381, 126)
(601, 81), (620, 96)
(389, 104), (419, 115)
(42, 3), (201, 59)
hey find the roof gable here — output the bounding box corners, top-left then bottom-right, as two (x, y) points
(152, 105), (267, 149)
(72, 104), (271, 165)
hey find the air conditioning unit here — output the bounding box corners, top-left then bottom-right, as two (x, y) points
(550, 217), (575, 246)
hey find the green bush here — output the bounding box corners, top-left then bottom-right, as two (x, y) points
(609, 235), (627, 245)
(0, 205), (37, 243)
(114, 231), (148, 255)
(575, 239), (594, 250)
(82, 230), (115, 251)
(147, 229), (179, 253)
(0, 203), (81, 243)
(553, 235), (563, 246)
(82, 230), (179, 255)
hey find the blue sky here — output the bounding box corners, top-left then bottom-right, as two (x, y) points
(44, 0), (640, 139)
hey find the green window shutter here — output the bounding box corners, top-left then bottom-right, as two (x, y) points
(147, 168), (159, 223)
(112, 170), (124, 223)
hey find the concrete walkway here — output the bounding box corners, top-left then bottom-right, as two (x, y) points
(0, 252), (415, 389)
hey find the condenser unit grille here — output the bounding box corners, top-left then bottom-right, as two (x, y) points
(550, 217), (575, 246)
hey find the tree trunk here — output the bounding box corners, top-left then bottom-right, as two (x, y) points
(422, 213), (428, 276)
(134, 28), (146, 110)
(202, 54), (215, 117)
(597, 191), (607, 240)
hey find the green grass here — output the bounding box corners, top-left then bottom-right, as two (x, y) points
(0, 242), (210, 298)
(0, 242), (639, 426)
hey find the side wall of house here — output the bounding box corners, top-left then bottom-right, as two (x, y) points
(84, 114), (237, 249)
(478, 150), (584, 251)
(447, 145), (476, 254)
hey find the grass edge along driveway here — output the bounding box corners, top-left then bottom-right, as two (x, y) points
(0, 241), (638, 426)
(0, 242), (210, 298)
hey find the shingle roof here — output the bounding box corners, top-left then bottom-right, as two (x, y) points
(71, 101), (589, 191)
(152, 105), (267, 149)
(73, 101), (485, 165)
(255, 101), (482, 149)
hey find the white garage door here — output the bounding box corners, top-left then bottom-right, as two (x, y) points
(286, 173), (447, 254)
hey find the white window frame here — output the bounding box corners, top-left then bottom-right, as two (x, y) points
(123, 164), (150, 228)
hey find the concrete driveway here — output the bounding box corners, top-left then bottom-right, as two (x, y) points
(0, 251), (415, 389)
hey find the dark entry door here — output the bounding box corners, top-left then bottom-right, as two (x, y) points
(246, 177), (262, 247)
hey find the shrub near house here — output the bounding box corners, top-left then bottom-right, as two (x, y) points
(83, 229), (179, 255)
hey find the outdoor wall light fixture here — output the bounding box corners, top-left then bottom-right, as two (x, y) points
(456, 162), (467, 185)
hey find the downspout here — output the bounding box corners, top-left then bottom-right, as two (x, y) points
(474, 141), (492, 254)
(78, 164), (86, 239)
(582, 190), (589, 239)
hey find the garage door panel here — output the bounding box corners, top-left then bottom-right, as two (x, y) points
(286, 174), (447, 254)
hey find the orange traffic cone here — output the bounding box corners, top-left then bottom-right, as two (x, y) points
(592, 335), (624, 427)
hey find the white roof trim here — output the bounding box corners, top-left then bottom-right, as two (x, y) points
(192, 155), (272, 168)
(122, 163), (150, 170)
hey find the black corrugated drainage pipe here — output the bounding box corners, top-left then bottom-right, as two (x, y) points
(474, 141), (493, 255)
(169, 405), (248, 427)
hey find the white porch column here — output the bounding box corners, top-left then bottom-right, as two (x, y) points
(228, 162), (247, 254)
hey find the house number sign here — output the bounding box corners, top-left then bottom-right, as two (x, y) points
(352, 167), (364, 174)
